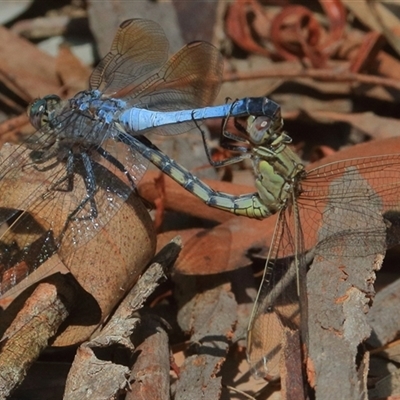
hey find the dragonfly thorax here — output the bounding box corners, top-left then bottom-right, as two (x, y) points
(70, 90), (126, 125)
(252, 127), (305, 214)
(29, 90), (129, 153)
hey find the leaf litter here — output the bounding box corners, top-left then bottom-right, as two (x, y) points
(1, 1), (400, 399)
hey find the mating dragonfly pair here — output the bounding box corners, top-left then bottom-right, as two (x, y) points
(1, 18), (400, 381)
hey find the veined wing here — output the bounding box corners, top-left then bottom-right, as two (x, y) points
(0, 138), (143, 296)
(0, 18), (222, 296)
(301, 157), (388, 399)
(92, 19), (223, 136)
(247, 153), (400, 379)
(90, 19), (169, 96)
(91, 19), (223, 114)
(298, 154), (400, 254)
(124, 40), (223, 111)
(121, 39), (223, 136)
(247, 204), (302, 380)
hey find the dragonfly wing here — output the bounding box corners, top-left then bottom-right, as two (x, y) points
(247, 208), (301, 380)
(297, 157), (393, 396)
(119, 40), (223, 136)
(0, 19), (160, 297)
(0, 140), (134, 296)
(299, 154), (400, 254)
(248, 154), (400, 380)
(57, 152), (133, 260)
(0, 143), (73, 295)
(97, 132), (149, 188)
(129, 41), (223, 110)
(90, 19), (169, 95)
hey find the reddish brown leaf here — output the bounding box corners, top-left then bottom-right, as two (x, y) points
(319, 0), (347, 46)
(225, 0), (271, 57)
(308, 145), (337, 163)
(55, 44), (91, 98)
(270, 5), (328, 67)
(0, 25), (59, 100)
(174, 226), (232, 274)
(1, 143), (156, 345)
(349, 31), (385, 73)
(138, 170), (244, 224)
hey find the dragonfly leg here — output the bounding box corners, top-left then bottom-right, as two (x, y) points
(221, 101), (250, 144)
(95, 146), (137, 189)
(66, 152), (98, 222)
(218, 113), (251, 153)
(45, 150), (75, 195)
(22, 145), (64, 173)
(192, 116), (251, 168)
(30, 158), (61, 173)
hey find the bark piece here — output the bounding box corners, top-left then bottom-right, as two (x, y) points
(64, 239), (181, 400)
(307, 166), (387, 399)
(0, 275), (77, 398)
(127, 316), (170, 400)
(64, 344), (130, 400)
(368, 277), (400, 347)
(174, 274), (237, 399)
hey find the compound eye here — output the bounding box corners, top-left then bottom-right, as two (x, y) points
(27, 95), (61, 130)
(249, 116), (272, 144)
(27, 98), (47, 129)
(255, 117), (272, 131)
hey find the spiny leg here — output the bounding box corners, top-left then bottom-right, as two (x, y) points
(66, 152), (98, 222)
(95, 146), (149, 205)
(36, 150), (99, 222)
(40, 150), (75, 199)
(95, 146), (136, 189)
(192, 111), (251, 169)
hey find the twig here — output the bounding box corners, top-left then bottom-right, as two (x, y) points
(224, 67), (400, 92)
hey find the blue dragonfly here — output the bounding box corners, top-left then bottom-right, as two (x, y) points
(0, 19), (280, 295)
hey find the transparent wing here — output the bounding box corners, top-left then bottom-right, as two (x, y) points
(55, 148), (140, 258)
(116, 40), (223, 136)
(299, 154), (400, 253)
(91, 18), (223, 136)
(0, 17), (222, 296)
(95, 125), (150, 187)
(247, 208), (301, 380)
(138, 41), (223, 136)
(247, 153), (400, 379)
(90, 18), (223, 113)
(122, 41), (223, 109)
(0, 129), (148, 296)
(90, 19), (169, 95)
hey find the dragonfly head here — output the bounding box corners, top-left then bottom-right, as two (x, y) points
(27, 94), (61, 130)
(246, 115), (287, 146)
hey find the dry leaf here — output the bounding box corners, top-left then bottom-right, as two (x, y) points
(0, 25), (59, 100)
(0, 142), (156, 345)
